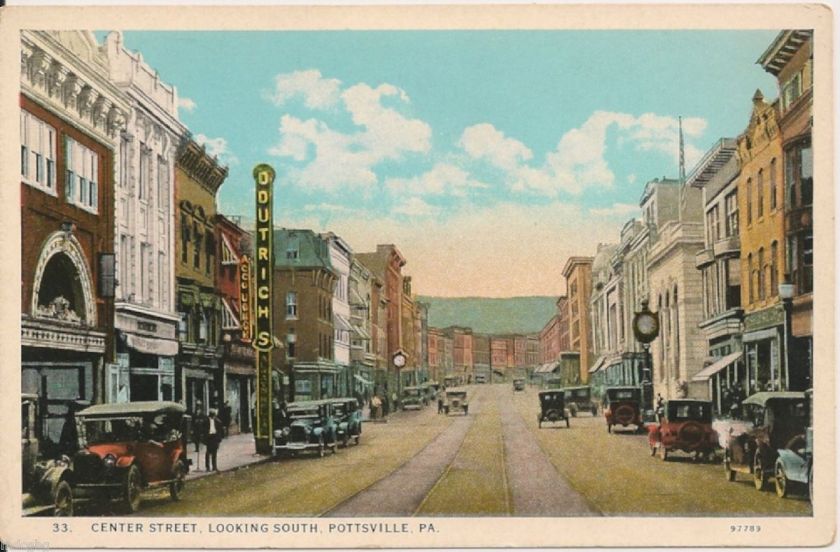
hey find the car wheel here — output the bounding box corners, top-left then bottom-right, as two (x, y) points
(354, 434), (361, 445)
(318, 436), (325, 458)
(122, 464), (142, 514)
(775, 462), (789, 498)
(723, 450), (736, 482)
(170, 460), (186, 501)
(53, 480), (74, 517)
(342, 434), (350, 448)
(332, 436), (339, 454)
(753, 452), (767, 491)
(658, 446), (668, 462)
(650, 443), (657, 457)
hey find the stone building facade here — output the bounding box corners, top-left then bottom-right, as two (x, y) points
(20, 31), (129, 450)
(562, 257), (594, 382)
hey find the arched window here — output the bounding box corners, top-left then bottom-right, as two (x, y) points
(770, 241), (779, 296)
(748, 253), (754, 303)
(758, 247), (766, 300)
(757, 169), (765, 218)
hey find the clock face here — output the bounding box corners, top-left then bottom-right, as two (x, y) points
(393, 353), (406, 368)
(634, 312), (659, 342)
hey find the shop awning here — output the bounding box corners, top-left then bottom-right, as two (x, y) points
(354, 374), (374, 386)
(351, 323), (371, 340)
(334, 313), (353, 332)
(589, 355), (607, 374)
(225, 361), (255, 376)
(536, 361), (559, 374)
(691, 351), (743, 382)
(125, 333), (179, 357)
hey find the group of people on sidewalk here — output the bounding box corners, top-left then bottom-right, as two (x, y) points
(367, 391), (402, 420)
(191, 401), (232, 472)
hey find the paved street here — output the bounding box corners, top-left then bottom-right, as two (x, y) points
(133, 384), (810, 517)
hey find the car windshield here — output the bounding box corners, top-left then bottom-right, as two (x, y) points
(574, 389), (589, 397)
(667, 402), (712, 422)
(82, 418), (142, 445)
(289, 409), (319, 419)
(608, 389), (638, 401)
(541, 392), (563, 402)
(404, 389), (421, 397)
(769, 398), (810, 425)
(333, 406), (346, 416)
(447, 392), (466, 398)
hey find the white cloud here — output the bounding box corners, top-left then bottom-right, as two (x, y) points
(303, 203), (354, 214)
(392, 197), (440, 217)
(195, 133), (238, 166)
(177, 96), (197, 113)
(589, 202), (640, 218)
(459, 123), (533, 170)
(270, 69), (342, 110)
(268, 75), (432, 190)
(385, 162), (488, 197)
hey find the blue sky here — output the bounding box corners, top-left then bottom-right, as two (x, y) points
(103, 30), (780, 296)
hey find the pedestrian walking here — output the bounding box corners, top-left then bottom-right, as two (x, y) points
(205, 408), (223, 472)
(220, 400), (232, 437)
(371, 394), (382, 420)
(192, 401), (207, 471)
(437, 391), (445, 414)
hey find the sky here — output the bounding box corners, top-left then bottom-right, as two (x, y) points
(102, 30), (780, 297)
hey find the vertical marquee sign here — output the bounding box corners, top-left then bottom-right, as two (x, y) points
(253, 163), (275, 454)
(239, 255), (252, 343)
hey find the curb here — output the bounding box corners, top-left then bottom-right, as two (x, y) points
(186, 453), (273, 481)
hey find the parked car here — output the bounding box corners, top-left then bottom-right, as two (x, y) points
(563, 386), (598, 416)
(538, 390), (570, 428)
(21, 394), (75, 517)
(71, 401), (191, 513)
(773, 389), (813, 499)
(648, 399), (717, 461)
(722, 391), (809, 492)
(474, 374), (488, 384)
(543, 377), (564, 390)
(329, 398), (362, 447)
(273, 401), (339, 457)
(513, 378), (526, 392)
(603, 386), (644, 433)
(444, 375), (459, 388)
(444, 389), (469, 415)
(401, 386), (425, 410)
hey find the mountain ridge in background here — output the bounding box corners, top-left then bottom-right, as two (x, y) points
(418, 296), (558, 335)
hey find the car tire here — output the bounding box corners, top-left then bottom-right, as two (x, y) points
(53, 480), (74, 517)
(723, 450), (736, 482)
(658, 446), (668, 462)
(122, 464), (142, 514)
(775, 462), (789, 498)
(342, 434), (350, 448)
(170, 460), (186, 501)
(754, 452), (768, 491)
(354, 434), (361, 446)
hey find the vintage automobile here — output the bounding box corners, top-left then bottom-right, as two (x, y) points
(722, 391), (809, 492)
(401, 386), (425, 410)
(474, 373), (488, 384)
(513, 378), (526, 392)
(773, 388), (813, 499)
(603, 386), (644, 433)
(71, 401), (191, 513)
(273, 401), (339, 457)
(444, 375), (459, 388)
(329, 398), (362, 447)
(647, 399), (717, 461)
(444, 389), (469, 415)
(21, 394), (75, 517)
(563, 386), (598, 417)
(537, 390), (570, 428)
(421, 382), (439, 404)
(543, 377), (564, 390)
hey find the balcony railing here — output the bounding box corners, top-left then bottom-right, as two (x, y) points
(695, 248), (714, 268)
(713, 234), (740, 257)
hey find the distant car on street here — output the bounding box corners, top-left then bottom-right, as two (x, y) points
(722, 391), (809, 493)
(328, 398), (362, 447)
(513, 378), (526, 392)
(401, 386), (426, 410)
(563, 386), (598, 416)
(537, 390), (570, 428)
(444, 389), (469, 415)
(603, 386), (644, 433)
(474, 374), (488, 384)
(647, 399), (717, 461)
(273, 401), (339, 458)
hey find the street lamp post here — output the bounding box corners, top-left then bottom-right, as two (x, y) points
(632, 299), (660, 419)
(778, 276), (795, 391)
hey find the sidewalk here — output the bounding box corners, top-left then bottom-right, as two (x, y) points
(186, 432), (270, 480)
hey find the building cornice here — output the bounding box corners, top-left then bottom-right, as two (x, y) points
(176, 138), (228, 194)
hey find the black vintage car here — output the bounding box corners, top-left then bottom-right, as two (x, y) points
(513, 378), (526, 392)
(603, 386), (645, 433)
(273, 401), (339, 457)
(722, 391), (809, 492)
(328, 398), (362, 447)
(538, 390), (570, 428)
(563, 386), (598, 416)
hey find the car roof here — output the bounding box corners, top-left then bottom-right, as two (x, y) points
(563, 386), (589, 391)
(666, 399), (712, 405)
(446, 388), (467, 393)
(538, 390), (564, 395)
(288, 401), (323, 410)
(742, 391), (807, 407)
(77, 401), (186, 418)
(404, 386), (421, 390)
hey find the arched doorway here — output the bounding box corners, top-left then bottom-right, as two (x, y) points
(30, 231), (96, 325)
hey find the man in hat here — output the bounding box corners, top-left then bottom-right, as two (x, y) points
(205, 408), (223, 472)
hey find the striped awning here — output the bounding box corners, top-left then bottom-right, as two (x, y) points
(691, 351), (743, 382)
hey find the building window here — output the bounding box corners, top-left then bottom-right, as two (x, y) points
(757, 247), (765, 301)
(21, 110), (57, 194)
(748, 253), (754, 303)
(746, 178), (753, 225)
(119, 134), (129, 189)
(193, 224), (202, 269)
(199, 310), (208, 343)
(770, 159), (778, 210)
(178, 312), (189, 341)
(157, 156), (168, 210)
(726, 257), (741, 309)
(725, 191), (738, 237)
(287, 333), (296, 358)
(286, 239), (299, 260)
(64, 136), (98, 213)
(286, 291), (298, 319)
(781, 71), (802, 111)
(180, 214), (189, 263)
(770, 241), (779, 297)
(785, 140), (813, 208)
(138, 146), (149, 200)
(706, 205), (720, 244)
(205, 231), (215, 275)
(756, 169), (764, 218)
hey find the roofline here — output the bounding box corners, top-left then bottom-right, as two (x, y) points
(562, 256), (594, 277)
